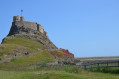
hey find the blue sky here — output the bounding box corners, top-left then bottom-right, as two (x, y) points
(0, 0), (119, 57)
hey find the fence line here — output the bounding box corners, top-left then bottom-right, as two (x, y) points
(81, 60), (119, 69)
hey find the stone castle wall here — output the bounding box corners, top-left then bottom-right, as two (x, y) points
(15, 21), (38, 31)
(13, 16), (45, 34)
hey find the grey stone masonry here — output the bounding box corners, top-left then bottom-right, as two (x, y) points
(12, 16), (44, 34)
(15, 21), (38, 31)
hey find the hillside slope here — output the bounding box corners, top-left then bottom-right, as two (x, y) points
(0, 38), (50, 61)
(0, 37), (74, 66)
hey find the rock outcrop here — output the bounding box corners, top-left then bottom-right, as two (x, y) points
(2, 16), (57, 49)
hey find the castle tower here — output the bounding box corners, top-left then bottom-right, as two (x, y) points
(20, 16), (25, 21)
(13, 16), (25, 22)
(13, 16), (20, 22)
(39, 26), (44, 34)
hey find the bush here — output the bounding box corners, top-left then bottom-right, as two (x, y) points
(89, 67), (119, 74)
(66, 49), (69, 52)
(64, 66), (79, 73)
(11, 58), (17, 62)
(37, 62), (48, 67)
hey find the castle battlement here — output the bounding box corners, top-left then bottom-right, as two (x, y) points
(13, 16), (25, 22)
(13, 16), (45, 34)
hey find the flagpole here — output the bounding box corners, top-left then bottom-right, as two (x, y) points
(21, 9), (23, 17)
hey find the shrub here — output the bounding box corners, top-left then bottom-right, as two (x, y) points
(11, 58), (17, 62)
(66, 49), (69, 52)
(89, 67), (119, 74)
(64, 66), (79, 73)
(37, 62), (48, 67)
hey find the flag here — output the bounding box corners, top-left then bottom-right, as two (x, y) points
(21, 9), (23, 12)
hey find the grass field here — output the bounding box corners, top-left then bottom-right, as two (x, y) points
(0, 37), (119, 79)
(89, 67), (119, 74)
(0, 66), (119, 79)
(0, 53), (119, 79)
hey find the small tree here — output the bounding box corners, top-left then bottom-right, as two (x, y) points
(66, 49), (69, 52)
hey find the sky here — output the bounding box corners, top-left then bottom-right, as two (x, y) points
(0, 0), (119, 57)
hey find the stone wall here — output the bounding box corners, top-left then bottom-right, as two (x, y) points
(15, 21), (38, 31)
(13, 16), (45, 34)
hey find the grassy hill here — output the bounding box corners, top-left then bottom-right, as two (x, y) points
(0, 37), (119, 79)
(0, 37), (74, 66)
(0, 38), (48, 60)
(0, 37), (56, 70)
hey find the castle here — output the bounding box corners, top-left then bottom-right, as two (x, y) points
(12, 16), (46, 35)
(2, 15), (57, 49)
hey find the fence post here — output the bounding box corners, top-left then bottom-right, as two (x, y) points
(84, 65), (86, 69)
(91, 64), (92, 69)
(107, 62), (108, 67)
(97, 63), (99, 67)
(118, 61), (119, 67)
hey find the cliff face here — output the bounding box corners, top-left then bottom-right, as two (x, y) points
(2, 16), (57, 49)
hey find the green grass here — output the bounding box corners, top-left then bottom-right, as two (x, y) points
(0, 70), (79, 79)
(0, 37), (56, 70)
(0, 66), (119, 79)
(89, 67), (119, 74)
(0, 55), (119, 79)
(0, 38), (47, 60)
(0, 44), (27, 56)
(0, 37), (119, 79)
(64, 66), (79, 73)
(3, 37), (46, 51)
(10, 51), (55, 65)
(0, 51), (55, 71)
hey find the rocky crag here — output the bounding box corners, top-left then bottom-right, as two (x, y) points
(2, 16), (57, 49)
